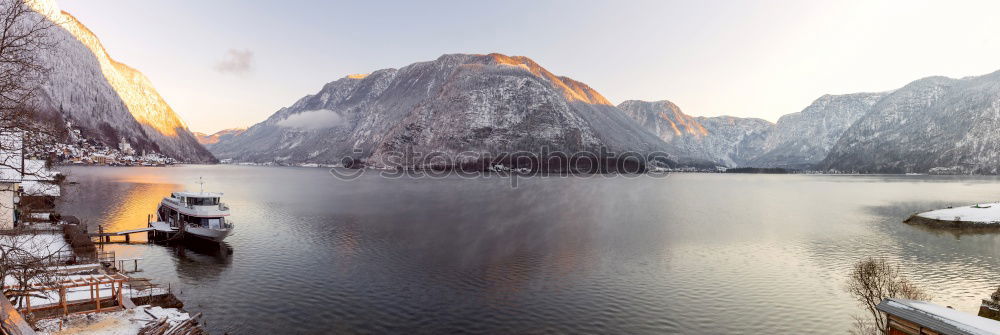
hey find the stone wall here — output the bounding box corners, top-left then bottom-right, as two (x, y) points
(979, 300), (1000, 321)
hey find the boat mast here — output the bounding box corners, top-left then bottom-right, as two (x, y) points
(197, 177), (205, 194)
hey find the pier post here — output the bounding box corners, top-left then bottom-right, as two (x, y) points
(60, 287), (67, 315)
(116, 282), (123, 307)
(95, 283), (100, 310)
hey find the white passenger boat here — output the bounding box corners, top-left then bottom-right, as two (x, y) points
(152, 188), (233, 242)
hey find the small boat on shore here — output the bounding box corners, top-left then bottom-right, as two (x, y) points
(152, 189), (234, 242)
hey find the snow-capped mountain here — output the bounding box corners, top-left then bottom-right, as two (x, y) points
(194, 128), (245, 147)
(617, 100), (772, 166)
(819, 71), (1000, 174)
(210, 53), (671, 169)
(617, 93), (892, 169)
(746, 92), (885, 169)
(24, 0), (215, 163)
(620, 71), (1000, 173)
(206, 49), (1000, 173)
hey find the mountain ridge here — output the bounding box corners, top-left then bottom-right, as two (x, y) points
(209, 51), (1000, 173)
(616, 100), (773, 166)
(820, 70), (1000, 173)
(211, 53), (673, 169)
(194, 128), (246, 146)
(24, 0), (215, 162)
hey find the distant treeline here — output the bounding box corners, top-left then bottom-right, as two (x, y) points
(344, 152), (674, 174)
(725, 167), (792, 174)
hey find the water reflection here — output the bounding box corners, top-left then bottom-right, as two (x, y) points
(166, 240), (233, 281)
(58, 169), (182, 243)
(54, 167), (1000, 334)
(57, 167), (233, 278)
(102, 183), (178, 243)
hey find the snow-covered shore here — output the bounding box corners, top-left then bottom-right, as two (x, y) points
(908, 203), (1000, 225)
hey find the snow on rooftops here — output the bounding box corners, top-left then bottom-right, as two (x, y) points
(916, 203), (1000, 224)
(6, 273), (168, 310)
(878, 298), (1000, 335)
(21, 159), (60, 181)
(0, 132), (24, 182)
(0, 233), (70, 263)
(21, 179), (60, 197)
(0, 131), (62, 197)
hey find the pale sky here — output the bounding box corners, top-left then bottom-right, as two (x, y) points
(58, 0), (1000, 134)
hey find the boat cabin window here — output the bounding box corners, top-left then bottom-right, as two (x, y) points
(176, 214), (225, 227)
(187, 197), (219, 206)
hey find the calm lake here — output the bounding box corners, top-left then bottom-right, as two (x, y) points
(55, 166), (1000, 334)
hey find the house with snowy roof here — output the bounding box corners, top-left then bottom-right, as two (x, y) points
(877, 298), (1000, 335)
(0, 132), (62, 229)
(0, 131), (25, 229)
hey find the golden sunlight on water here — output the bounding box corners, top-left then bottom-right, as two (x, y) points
(101, 182), (178, 243)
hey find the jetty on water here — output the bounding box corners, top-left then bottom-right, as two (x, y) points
(90, 227), (155, 243)
(90, 215), (192, 244)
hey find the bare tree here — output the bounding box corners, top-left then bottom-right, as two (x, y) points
(0, 0), (64, 232)
(0, 0), (62, 152)
(845, 257), (930, 335)
(0, 228), (65, 311)
(0, 0), (56, 116)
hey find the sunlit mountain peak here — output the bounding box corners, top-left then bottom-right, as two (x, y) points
(486, 53), (612, 106)
(28, 0), (188, 137)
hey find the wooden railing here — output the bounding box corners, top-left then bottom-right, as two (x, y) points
(97, 251), (115, 264)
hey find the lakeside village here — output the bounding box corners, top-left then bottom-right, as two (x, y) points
(0, 132), (205, 335)
(43, 124), (177, 167)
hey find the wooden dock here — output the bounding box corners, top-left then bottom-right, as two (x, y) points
(90, 227), (154, 243)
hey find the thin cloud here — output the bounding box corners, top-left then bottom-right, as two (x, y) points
(276, 109), (345, 130)
(215, 49), (253, 74)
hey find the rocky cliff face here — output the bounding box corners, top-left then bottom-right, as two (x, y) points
(747, 92), (885, 169)
(820, 71), (1000, 174)
(694, 116), (773, 167)
(621, 71), (1000, 173)
(211, 53), (672, 169)
(25, 0), (214, 162)
(617, 100), (772, 166)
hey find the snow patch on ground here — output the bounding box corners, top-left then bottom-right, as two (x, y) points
(916, 203), (1000, 223)
(35, 305), (190, 335)
(5, 270), (168, 309)
(0, 233), (70, 259)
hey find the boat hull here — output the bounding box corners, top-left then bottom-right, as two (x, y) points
(156, 200), (233, 243)
(184, 225), (232, 242)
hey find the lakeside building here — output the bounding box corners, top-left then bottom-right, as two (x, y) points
(0, 132), (62, 229)
(0, 132), (25, 229)
(0, 182), (15, 229)
(877, 298), (1000, 335)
